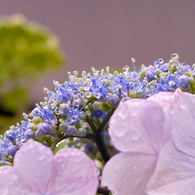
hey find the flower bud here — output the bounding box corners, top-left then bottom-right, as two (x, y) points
(24, 129), (35, 140)
(56, 94), (70, 103)
(59, 121), (68, 133)
(146, 70), (155, 81)
(77, 128), (87, 136)
(5, 130), (16, 144)
(139, 66), (147, 79)
(32, 116), (42, 124)
(136, 90), (145, 98)
(8, 145), (19, 156)
(107, 94), (119, 105)
(128, 91), (137, 98)
(178, 75), (190, 88)
(60, 103), (70, 114)
(27, 123), (37, 131)
(38, 123), (50, 134)
(66, 125), (77, 135)
(170, 63), (177, 73)
(100, 102), (111, 111)
(93, 101), (102, 110)
(93, 110), (105, 118)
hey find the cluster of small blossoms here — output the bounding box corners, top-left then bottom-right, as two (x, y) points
(1, 53), (195, 165)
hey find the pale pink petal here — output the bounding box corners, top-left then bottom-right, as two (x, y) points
(139, 100), (167, 152)
(102, 152), (157, 195)
(147, 142), (195, 195)
(0, 166), (39, 195)
(148, 91), (177, 143)
(47, 147), (99, 195)
(109, 99), (166, 154)
(14, 139), (54, 194)
(148, 90), (176, 112)
(172, 91), (195, 157)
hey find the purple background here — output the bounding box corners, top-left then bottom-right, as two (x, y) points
(1, 0), (195, 104)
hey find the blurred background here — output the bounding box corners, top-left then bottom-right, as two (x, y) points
(0, 0), (195, 130)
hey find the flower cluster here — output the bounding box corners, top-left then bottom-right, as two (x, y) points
(0, 139), (99, 194)
(1, 54), (195, 195)
(102, 88), (195, 195)
(1, 53), (195, 166)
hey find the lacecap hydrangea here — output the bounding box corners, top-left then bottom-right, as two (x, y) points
(1, 53), (195, 165)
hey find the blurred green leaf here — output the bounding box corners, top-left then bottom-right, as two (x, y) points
(0, 14), (65, 129)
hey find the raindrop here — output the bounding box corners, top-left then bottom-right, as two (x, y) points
(122, 65), (129, 73)
(158, 58), (164, 64)
(106, 66), (110, 72)
(131, 57), (136, 70)
(171, 53), (179, 60)
(73, 71), (78, 76)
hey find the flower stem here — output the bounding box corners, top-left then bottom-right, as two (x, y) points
(97, 187), (110, 195)
(92, 133), (110, 163)
(96, 107), (116, 134)
(86, 117), (111, 163)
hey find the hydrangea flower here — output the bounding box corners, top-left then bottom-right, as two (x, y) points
(147, 90), (195, 195)
(1, 54), (195, 165)
(0, 139), (99, 195)
(101, 89), (185, 195)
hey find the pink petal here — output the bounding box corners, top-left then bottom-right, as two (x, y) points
(172, 91), (195, 157)
(47, 147), (99, 195)
(0, 166), (39, 195)
(14, 139), (54, 194)
(148, 90), (176, 142)
(139, 100), (167, 152)
(148, 90), (176, 112)
(102, 152), (157, 195)
(147, 142), (195, 195)
(109, 99), (166, 154)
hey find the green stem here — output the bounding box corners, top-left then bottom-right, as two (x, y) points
(50, 137), (61, 153)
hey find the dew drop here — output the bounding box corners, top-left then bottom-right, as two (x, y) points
(73, 71), (78, 76)
(131, 57), (136, 70)
(158, 58), (164, 64)
(171, 53), (179, 60)
(81, 71), (86, 77)
(122, 65), (129, 73)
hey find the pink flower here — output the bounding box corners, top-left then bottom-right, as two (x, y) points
(147, 90), (195, 195)
(101, 89), (182, 195)
(0, 139), (99, 195)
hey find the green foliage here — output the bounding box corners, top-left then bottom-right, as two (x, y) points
(0, 14), (64, 88)
(0, 14), (65, 112)
(0, 14), (65, 130)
